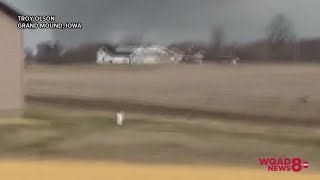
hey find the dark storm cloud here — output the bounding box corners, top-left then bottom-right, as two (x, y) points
(7, 0), (320, 47)
(48, 0), (224, 46)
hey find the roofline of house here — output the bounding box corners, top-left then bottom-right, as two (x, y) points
(0, 0), (28, 22)
(100, 46), (132, 57)
(170, 47), (185, 55)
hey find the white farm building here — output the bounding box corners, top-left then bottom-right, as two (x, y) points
(96, 45), (183, 65)
(131, 46), (169, 64)
(96, 46), (131, 64)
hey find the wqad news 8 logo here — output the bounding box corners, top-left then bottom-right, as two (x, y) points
(259, 157), (310, 172)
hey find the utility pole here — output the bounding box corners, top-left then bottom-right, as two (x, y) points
(293, 39), (300, 61)
(233, 44), (237, 57)
(129, 54), (133, 67)
(264, 40), (269, 62)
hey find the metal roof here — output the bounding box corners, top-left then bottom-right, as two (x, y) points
(0, 0), (26, 22)
(101, 46), (132, 57)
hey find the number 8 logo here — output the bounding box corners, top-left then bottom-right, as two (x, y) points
(292, 158), (302, 172)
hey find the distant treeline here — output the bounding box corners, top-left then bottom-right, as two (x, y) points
(25, 13), (320, 64)
(25, 39), (320, 64)
(234, 38), (320, 63)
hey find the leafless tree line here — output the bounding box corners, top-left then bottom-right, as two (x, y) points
(27, 13), (320, 64)
(207, 13), (320, 63)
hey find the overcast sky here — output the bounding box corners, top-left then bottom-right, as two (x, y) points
(6, 0), (320, 48)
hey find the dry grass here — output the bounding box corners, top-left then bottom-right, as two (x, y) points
(25, 64), (320, 121)
(8, 64), (319, 175)
(0, 103), (318, 167)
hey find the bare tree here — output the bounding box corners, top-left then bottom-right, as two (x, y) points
(209, 24), (226, 58)
(211, 25), (225, 48)
(36, 42), (52, 60)
(266, 14), (296, 45)
(266, 13), (296, 60)
(36, 41), (64, 64)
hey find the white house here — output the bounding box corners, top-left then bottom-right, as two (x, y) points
(97, 45), (180, 65)
(131, 46), (170, 64)
(96, 47), (131, 64)
(167, 48), (184, 63)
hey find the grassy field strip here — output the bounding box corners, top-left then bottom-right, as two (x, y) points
(25, 94), (320, 127)
(26, 64), (320, 121)
(0, 118), (48, 126)
(0, 160), (319, 180)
